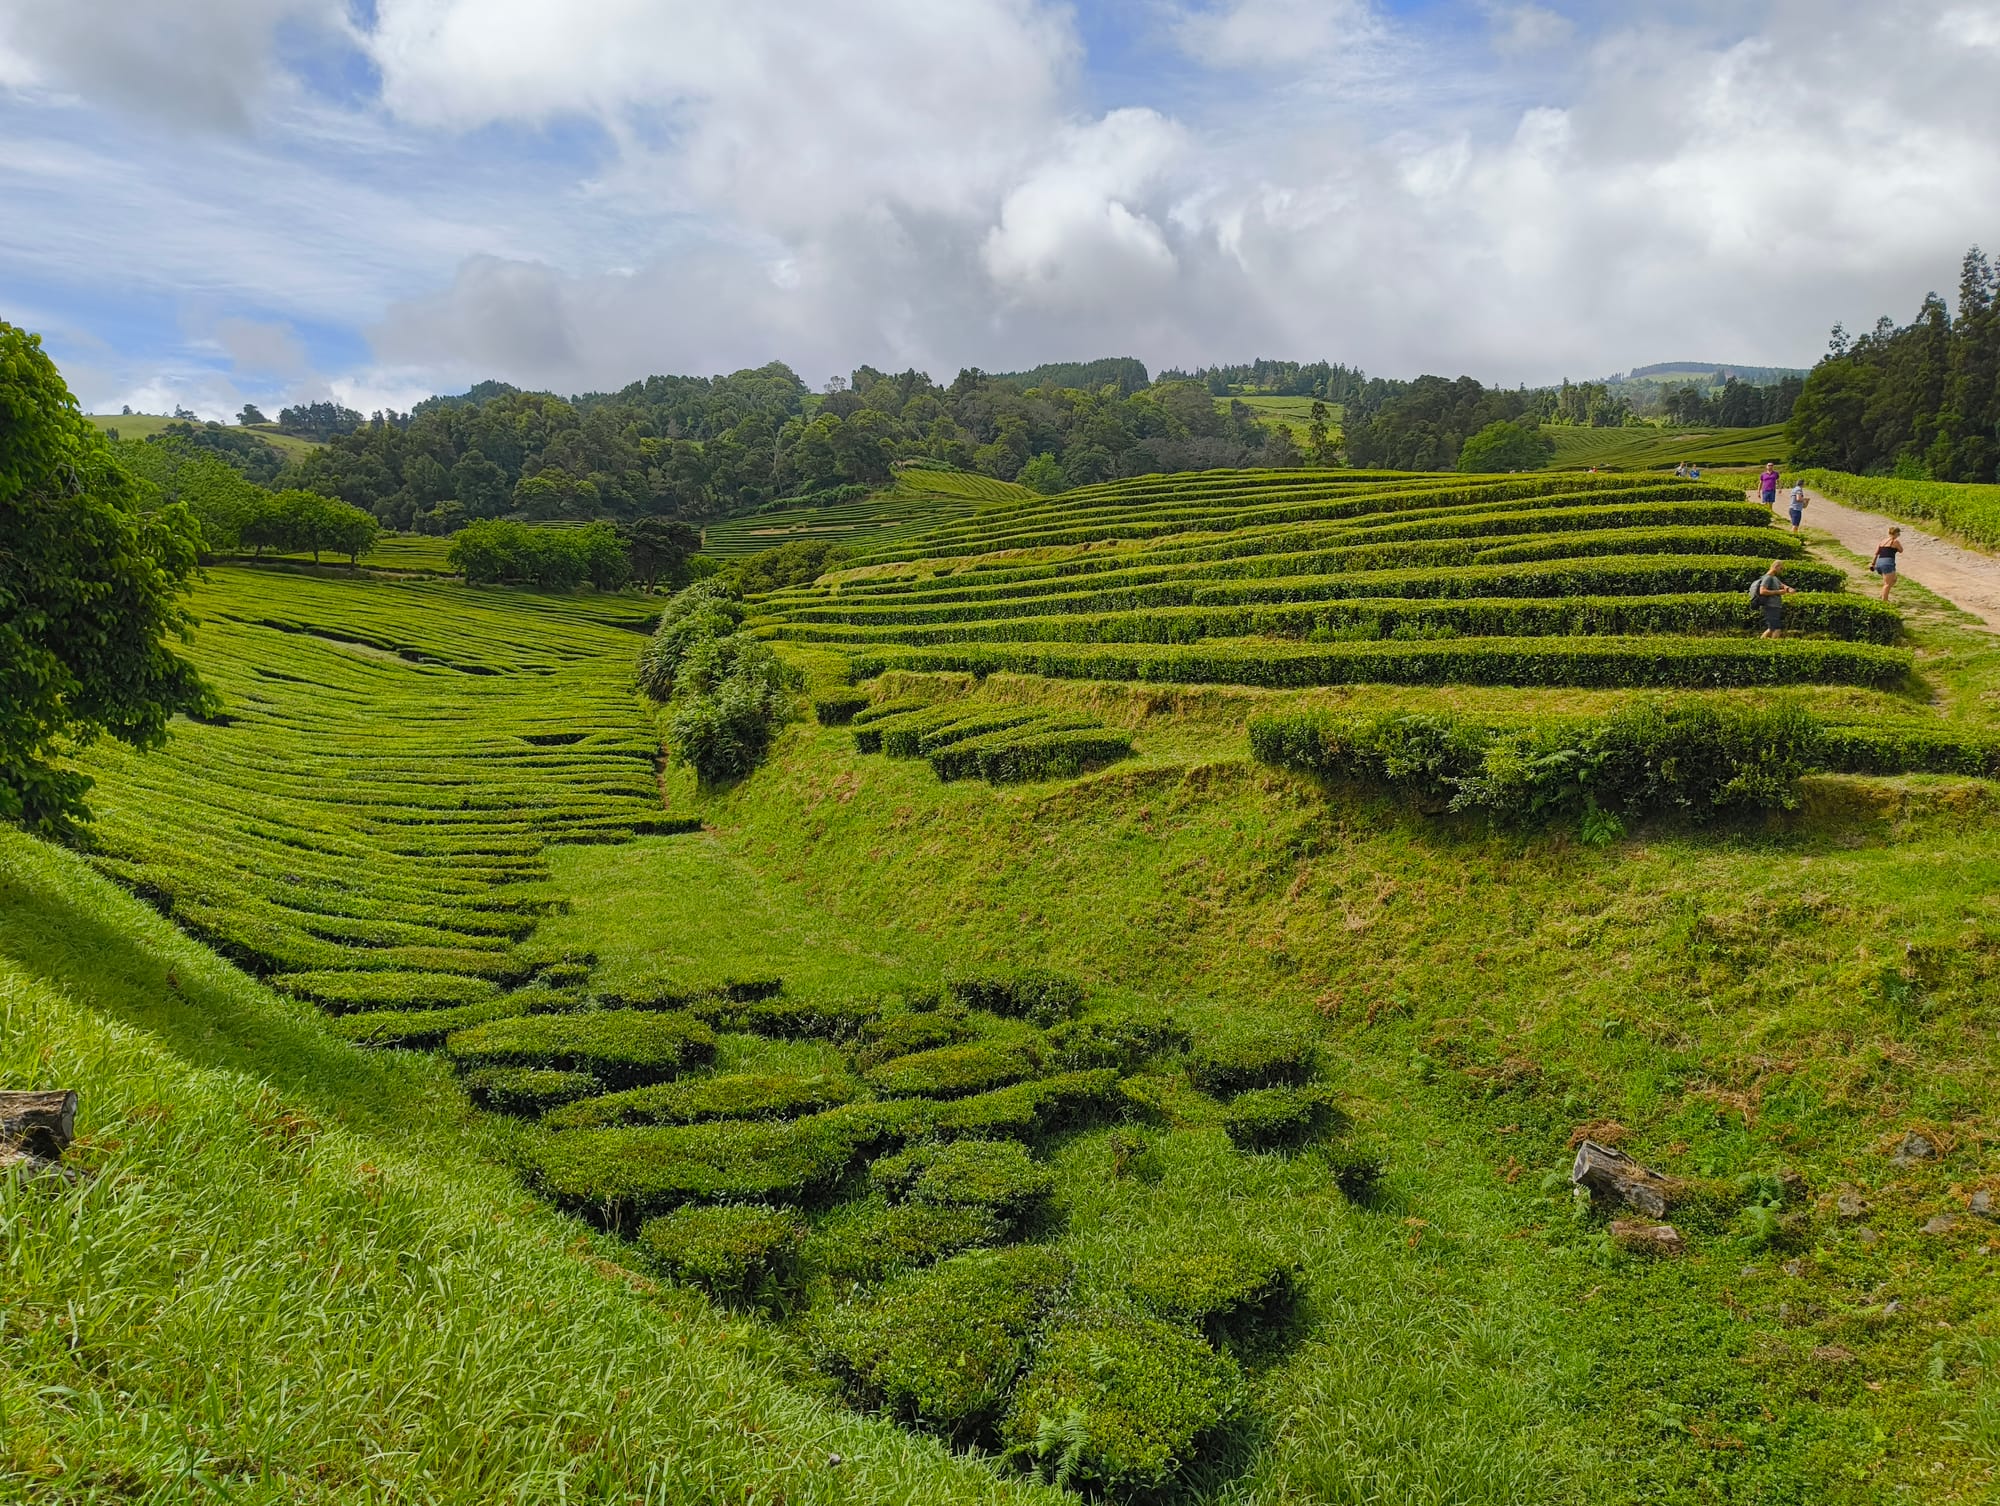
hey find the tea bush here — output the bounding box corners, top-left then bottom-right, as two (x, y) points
(1186, 1022), (1320, 1094)
(1220, 1083), (1343, 1151)
(525, 1103), (904, 1224)
(863, 1042), (1040, 1099)
(1004, 1311), (1242, 1494)
(464, 1067), (598, 1117)
(869, 1139), (1057, 1224)
(636, 1203), (805, 1307)
(813, 1245), (1072, 1439)
(927, 1070), (1124, 1141)
(946, 967), (1085, 1025)
(854, 1007), (977, 1070)
(1125, 1239), (1302, 1339)
(802, 1199), (1004, 1287)
(447, 1010), (717, 1089)
(812, 691), (871, 725)
(542, 1071), (858, 1130)
(732, 994), (877, 1040)
(1045, 1011), (1190, 1072)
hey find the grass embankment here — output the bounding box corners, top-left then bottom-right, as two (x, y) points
(1798, 471), (2000, 554)
(0, 833), (1049, 1503)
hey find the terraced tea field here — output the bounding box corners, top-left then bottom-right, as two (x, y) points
(748, 469), (1905, 696)
(75, 568), (682, 1043)
(702, 467), (1031, 559)
(1544, 422), (1789, 471)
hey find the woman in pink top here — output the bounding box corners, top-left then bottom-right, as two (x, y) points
(1759, 463), (1780, 510)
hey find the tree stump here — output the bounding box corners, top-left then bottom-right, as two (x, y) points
(0, 1091), (79, 1184)
(0, 1090), (76, 1160)
(1571, 1139), (1679, 1218)
(1609, 1219), (1685, 1258)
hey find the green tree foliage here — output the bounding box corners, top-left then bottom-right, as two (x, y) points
(622, 516), (704, 591)
(446, 520), (629, 591)
(1344, 376), (1533, 470)
(729, 540), (852, 596)
(1458, 419), (1557, 473)
(241, 489), (382, 564)
(1017, 452), (1063, 495)
(636, 580), (797, 784)
(237, 404), (269, 426)
(0, 322), (211, 830)
(1790, 247), (2000, 482)
(276, 400), (365, 439)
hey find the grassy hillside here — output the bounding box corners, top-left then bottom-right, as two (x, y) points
(1545, 423), (1790, 471)
(1217, 395), (1340, 441)
(11, 465), (1999, 1501)
(86, 413), (324, 461)
(703, 468), (1032, 560)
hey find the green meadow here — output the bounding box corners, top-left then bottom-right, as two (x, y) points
(5, 466), (1998, 1502)
(85, 412), (325, 461)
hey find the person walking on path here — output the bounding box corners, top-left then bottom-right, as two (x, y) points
(1873, 527), (1905, 602)
(1754, 559), (1795, 638)
(1759, 462), (1781, 511)
(1788, 481), (1808, 534)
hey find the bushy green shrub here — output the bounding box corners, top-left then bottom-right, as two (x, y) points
(446, 1010), (717, 1089)
(1125, 1239), (1302, 1338)
(864, 1042), (1040, 1099)
(802, 1198), (1004, 1286)
(1220, 1083), (1342, 1151)
(869, 1139), (1057, 1224)
(635, 580), (746, 701)
(464, 1067), (598, 1117)
(854, 1006), (976, 1070)
(636, 1203), (804, 1306)
(1045, 1011), (1189, 1072)
(273, 969), (501, 1013)
(1004, 1312), (1242, 1493)
(931, 726), (1134, 783)
(1321, 1142), (1387, 1201)
(667, 640), (800, 785)
(813, 1246), (1072, 1439)
(525, 1103), (905, 1224)
(543, 1072), (857, 1130)
(812, 691), (871, 725)
(1186, 1022), (1320, 1095)
(328, 994), (534, 1049)
(946, 967), (1085, 1025)
(928, 1070), (1124, 1141)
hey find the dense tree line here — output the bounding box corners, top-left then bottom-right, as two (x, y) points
(1789, 246), (2000, 481)
(273, 364), (1292, 530)
(113, 432), (378, 562)
(1660, 375), (1802, 428)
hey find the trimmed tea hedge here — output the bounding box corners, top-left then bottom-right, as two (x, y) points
(864, 1042), (1040, 1100)
(637, 1203), (804, 1306)
(447, 1010), (717, 1089)
(814, 1245), (1073, 1439)
(946, 967), (1085, 1025)
(464, 1067), (598, 1117)
(1126, 1240), (1302, 1338)
(1046, 1011), (1190, 1072)
(870, 1139), (1057, 1224)
(1186, 1023), (1320, 1095)
(927, 1070), (1124, 1141)
(1004, 1311), (1242, 1493)
(542, 1072), (858, 1130)
(813, 691), (871, 725)
(1220, 1083), (1343, 1151)
(855, 1008), (978, 1070)
(802, 1198), (1004, 1286)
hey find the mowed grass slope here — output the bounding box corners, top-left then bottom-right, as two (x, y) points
(1545, 422), (1790, 471)
(748, 470), (1905, 693)
(85, 413), (324, 461)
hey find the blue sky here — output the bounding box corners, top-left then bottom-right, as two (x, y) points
(3, 0), (1998, 418)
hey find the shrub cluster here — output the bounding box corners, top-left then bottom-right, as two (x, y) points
(1220, 1083), (1342, 1151)
(1248, 698), (1967, 830)
(864, 1042), (1040, 1099)
(869, 1139), (1057, 1225)
(925, 1070), (1123, 1141)
(464, 1067), (598, 1117)
(1046, 1011), (1190, 1072)
(1125, 1239), (1302, 1339)
(1186, 1022), (1321, 1095)
(801, 1198), (1004, 1287)
(637, 579), (799, 784)
(812, 691), (871, 725)
(850, 699), (1135, 784)
(542, 1071), (858, 1130)
(855, 1008), (976, 1070)
(1004, 1311), (1243, 1494)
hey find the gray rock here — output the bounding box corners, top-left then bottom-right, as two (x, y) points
(1856, 1226), (1880, 1247)
(1970, 1189), (1994, 1217)
(1836, 1191), (1868, 1219)
(1923, 1214), (1956, 1236)
(1891, 1131), (1937, 1166)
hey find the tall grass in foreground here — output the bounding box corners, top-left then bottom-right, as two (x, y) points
(0, 832), (1049, 1505)
(1798, 469), (2000, 551)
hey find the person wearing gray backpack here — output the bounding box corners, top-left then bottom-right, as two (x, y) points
(1750, 559), (1795, 638)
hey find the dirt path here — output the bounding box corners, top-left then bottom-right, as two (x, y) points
(1755, 487), (2000, 631)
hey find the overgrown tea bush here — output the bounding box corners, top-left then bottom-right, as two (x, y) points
(802, 1198), (1005, 1287)
(1186, 1022), (1320, 1095)
(864, 1041), (1040, 1099)
(1046, 1011), (1190, 1072)
(542, 1071), (857, 1129)
(870, 1139), (1057, 1225)
(638, 578), (799, 784)
(946, 967), (1085, 1025)
(1125, 1239), (1302, 1339)
(464, 1067), (598, 1117)
(447, 1010), (717, 1089)
(1220, 1083), (1343, 1151)
(1004, 1311), (1243, 1493)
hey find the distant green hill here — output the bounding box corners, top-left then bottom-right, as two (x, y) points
(1618, 362), (1810, 386)
(1544, 422), (1790, 470)
(87, 413), (323, 462)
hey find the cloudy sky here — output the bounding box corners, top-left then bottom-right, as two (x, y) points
(3, 0), (1997, 418)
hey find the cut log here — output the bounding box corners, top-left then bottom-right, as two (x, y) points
(1571, 1139), (1678, 1218)
(0, 1144), (80, 1186)
(0, 1090), (77, 1160)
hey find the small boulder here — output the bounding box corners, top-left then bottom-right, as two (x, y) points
(1969, 1189), (1994, 1218)
(1856, 1226), (1880, 1247)
(1922, 1214), (1956, 1236)
(1835, 1191), (1868, 1219)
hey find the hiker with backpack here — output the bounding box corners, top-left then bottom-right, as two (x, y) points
(1752, 559), (1795, 638)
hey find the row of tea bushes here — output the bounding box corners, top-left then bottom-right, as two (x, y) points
(834, 692), (1136, 784)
